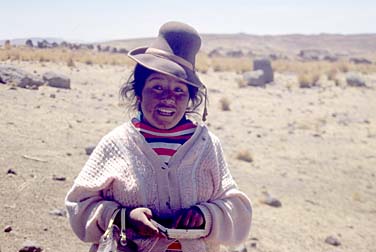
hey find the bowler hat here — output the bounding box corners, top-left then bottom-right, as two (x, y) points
(128, 21), (203, 88)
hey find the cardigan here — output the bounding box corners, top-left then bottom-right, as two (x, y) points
(65, 121), (252, 252)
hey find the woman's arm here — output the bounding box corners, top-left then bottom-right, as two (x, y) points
(65, 183), (120, 243)
(197, 134), (252, 246)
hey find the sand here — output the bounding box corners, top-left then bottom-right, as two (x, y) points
(1, 61), (375, 252)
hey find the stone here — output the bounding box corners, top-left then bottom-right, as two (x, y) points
(261, 191), (282, 207)
(25, 39), (33, 48)
(346, 72), (366, 87)
(349, 57), (372, 64)
(225, 50), (244, 58)
(19, 240), (42, 252)
(7, 169), (17, 175)
(243, 70), (265, 87)
(208, 48), (225, 57)
(0, 65), (44, 89)
(253, 58), (274, 83)
(4, 225), (12, 232)
(325, 235), (341, 246)
(299, 49), (330, 61)
(49, 208), (67, 217)
(43, 71), (71, 89)
(52, 175), (66, 181)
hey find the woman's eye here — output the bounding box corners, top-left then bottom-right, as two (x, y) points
(153, 85), (163, 90)
(175, 87), (185, 93)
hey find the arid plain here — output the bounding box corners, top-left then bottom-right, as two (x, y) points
(1, 34), (376, 252)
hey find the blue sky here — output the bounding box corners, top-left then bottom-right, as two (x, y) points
(1, 0), (375, 42)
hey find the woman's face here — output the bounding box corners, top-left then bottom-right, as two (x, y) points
(140, 72), (190, 129)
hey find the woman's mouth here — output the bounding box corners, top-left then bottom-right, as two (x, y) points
(157, 108), (175, 116)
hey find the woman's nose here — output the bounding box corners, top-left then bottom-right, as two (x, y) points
(161, 89), (175, 99)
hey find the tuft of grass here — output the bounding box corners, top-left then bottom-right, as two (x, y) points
(236, 149), (253, 163)
(298, 72), (320, 88)
(219, 97), (231, 111)
(326, 67), (338, 81)
(236, 78), (247, 88)
(67, 57), (76, 67)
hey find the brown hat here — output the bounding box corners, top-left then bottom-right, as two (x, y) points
(128, 21), (203, 88)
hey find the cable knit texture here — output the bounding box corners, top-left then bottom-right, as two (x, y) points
(65, 121), (252, 252)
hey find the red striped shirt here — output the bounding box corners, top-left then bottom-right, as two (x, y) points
(132, 117), (196, 164)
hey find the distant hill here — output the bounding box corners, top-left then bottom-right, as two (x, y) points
(101, 33), (376, 56)
(2, 34), (375, 58)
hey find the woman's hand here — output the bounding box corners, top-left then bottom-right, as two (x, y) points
(127, 207), (159, 237)
(172, 206), (205, 229)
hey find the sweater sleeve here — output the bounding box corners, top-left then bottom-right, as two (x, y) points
(65, 134), (123, 243)
(65, 184), (120, 243)
(197, 133), (252, 246)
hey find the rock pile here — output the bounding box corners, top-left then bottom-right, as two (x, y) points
(0, 65), (70, 90)
(298, 49), (339, 62)
(0, 65), (43, 89)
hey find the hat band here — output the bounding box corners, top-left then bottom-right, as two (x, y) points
(145, 48), (194, 71)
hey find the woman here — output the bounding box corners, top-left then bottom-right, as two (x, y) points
(65, 21), (252, 252)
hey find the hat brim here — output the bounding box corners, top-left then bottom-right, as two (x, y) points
(128, 47), (203, 88)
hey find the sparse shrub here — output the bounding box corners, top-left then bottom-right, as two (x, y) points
(39, 55), (48, 62)
(326, 67), (338, 81)
(236, 78), (247, 88)
(298, 72), (320, 88)
(337, 61), (350, 73)
(67, 57), (75, 67)
(85, 59), (93, 65)
(236, 150), (253, 163)
(219, 97), (231, 111)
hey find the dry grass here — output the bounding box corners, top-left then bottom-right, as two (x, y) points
(298, 72), (320, 88)
(2, 47), (376, 77)
(0, 47), (134, 66)
(196, 53), (252, 73)
(273, 59), (376, 76)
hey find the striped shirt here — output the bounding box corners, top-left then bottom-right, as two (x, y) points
(132, 116), (196, 251)
(131, 116), (197, 164)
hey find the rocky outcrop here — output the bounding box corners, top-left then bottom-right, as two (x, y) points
(298, 49), (338, 62)
(253, 58), (274, 83)
(243, 70), (265, 87)
(242, 58), (274, 87)
(43, 71), (71, 89)
(349, 57), (372, 64)
(0, 65), (43, 89)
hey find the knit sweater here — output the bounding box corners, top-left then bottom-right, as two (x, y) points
(65, 121), (252, 252)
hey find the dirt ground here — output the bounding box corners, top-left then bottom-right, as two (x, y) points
(1, 61), (375, 252)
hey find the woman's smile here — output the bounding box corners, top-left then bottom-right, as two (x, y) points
(157, 107), (175, 116)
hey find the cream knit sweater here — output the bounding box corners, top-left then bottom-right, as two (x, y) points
(65, 122), (252, 252)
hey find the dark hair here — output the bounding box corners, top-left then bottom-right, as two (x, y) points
(120, 64), (204, 114)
